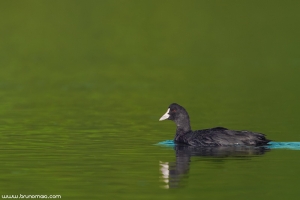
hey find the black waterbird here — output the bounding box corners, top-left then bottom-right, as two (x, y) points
(159, 103), (271, 147)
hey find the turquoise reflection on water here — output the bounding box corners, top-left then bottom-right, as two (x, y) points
(268, 142), (300, 150)
(156, 140), (300, 150)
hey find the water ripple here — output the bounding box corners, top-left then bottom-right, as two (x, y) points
(156, 140), (300, 150)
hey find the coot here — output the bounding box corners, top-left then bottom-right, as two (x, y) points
(159, 103), (271, 147)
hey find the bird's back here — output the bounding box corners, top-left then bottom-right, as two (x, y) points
(175, 127), (270, 147)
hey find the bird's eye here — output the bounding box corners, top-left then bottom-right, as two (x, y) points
(171, 109), (176, 113)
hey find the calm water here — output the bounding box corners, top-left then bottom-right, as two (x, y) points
(1, 1), (300, 199)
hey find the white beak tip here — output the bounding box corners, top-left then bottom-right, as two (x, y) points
(159, 117), (167, 121)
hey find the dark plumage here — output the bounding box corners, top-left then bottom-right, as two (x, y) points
(159, 103), (271, 147)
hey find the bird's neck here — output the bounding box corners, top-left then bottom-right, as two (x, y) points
(175, 119), (191, 134)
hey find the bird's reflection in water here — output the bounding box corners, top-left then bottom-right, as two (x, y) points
(159, 145), (269, 189)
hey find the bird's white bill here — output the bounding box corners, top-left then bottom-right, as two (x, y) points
(159, 108), (170, 121)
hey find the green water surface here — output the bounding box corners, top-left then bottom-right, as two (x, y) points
(0, 1), (300, 199)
